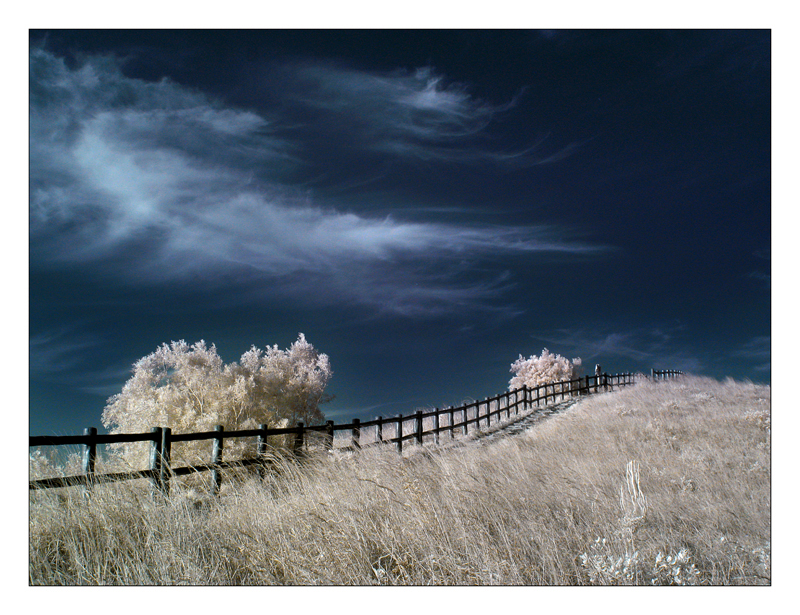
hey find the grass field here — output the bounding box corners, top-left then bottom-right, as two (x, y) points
(29, 376), (770, 585)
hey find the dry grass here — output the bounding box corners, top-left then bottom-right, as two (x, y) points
(29, 376), (770, 585)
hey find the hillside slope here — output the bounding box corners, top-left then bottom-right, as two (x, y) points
(30, 376), (770, 585)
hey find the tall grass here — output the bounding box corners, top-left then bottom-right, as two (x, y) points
(29, 376), (770, 585)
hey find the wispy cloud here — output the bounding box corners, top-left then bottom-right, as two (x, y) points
(30, 48), (605, 317)
(732, 336), (770, 373)
(30, 324), (135, 398)
(749, 248), (770, 289)
(279, 62), (579, 167)
(29, 327), (104, 376)
(527, 325), (703, 373)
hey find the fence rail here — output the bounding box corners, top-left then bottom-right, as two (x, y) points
(30, 369), (682, 496)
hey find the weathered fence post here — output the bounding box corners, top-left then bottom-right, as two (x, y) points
(257, 424), (269, 478)
(396, 414), (403, 454)
(149, 427), (163, 494)
(351, 419), (361, 450)
(522, 385), (528, 413)
(325, 420), (334, 451)
(294, 422), (305, 457)
(82, 427), (97, 496)
(462, 407), (469, 436)
(433, 409), (440, 446)
(160, 427), (172, 496)
(415, 411), (423, 446)
(448, 406), (455, 439)
(376, 416), (383, 445)
(211, 425), (224, 496)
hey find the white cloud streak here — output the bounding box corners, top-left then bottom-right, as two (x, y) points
(30, 49), (605, 316)
(732, 336), (770, 373)
(281, 62), (576, 167)
(529, 325), (704, 374)
(29, 328), (103, 376)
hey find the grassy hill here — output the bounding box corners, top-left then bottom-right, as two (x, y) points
(29, 376), (770, 585)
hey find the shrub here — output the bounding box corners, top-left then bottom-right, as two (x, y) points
(509, 348), (581, 391)
(101, 333), (332, 468)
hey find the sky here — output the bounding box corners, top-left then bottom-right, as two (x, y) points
(28, 29), (771, 436)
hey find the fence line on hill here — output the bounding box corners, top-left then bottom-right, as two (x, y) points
(29, 369), (683, 496)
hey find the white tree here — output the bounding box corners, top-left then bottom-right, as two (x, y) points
(102, 334), (332, 467)
(509, 348), (582, 391)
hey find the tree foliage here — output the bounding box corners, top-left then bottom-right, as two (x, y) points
(509, 348), (582, 391)
(102, 333), (332, 467)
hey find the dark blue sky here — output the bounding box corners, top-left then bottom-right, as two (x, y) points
(29, 30), (770, 436)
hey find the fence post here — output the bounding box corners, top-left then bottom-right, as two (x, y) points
(160, 427), (172, 496)
(448, 407), (455, 439)
(257, 424), (269, 478)
(433, 409), (440, 446)
(415, 411), (423, 446)
(82, 427), (97, 497)
(294, 422), (305, 457)
(148, 427), (163, 494)
(462, 407), (469, 437)
(376, 416), (383, 445)
(325, 420), (335, 451)
(351, 419), (361, 450)
(211, 425), (224, 496)
(522, 385), (527, 413)
(396, 414), (403, 454)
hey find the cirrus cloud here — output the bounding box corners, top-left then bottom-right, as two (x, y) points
(30, 47), (606, 317)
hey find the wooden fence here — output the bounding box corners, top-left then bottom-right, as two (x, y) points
(29, 369), (682, 496)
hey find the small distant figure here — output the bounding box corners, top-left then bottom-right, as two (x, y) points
(595, 364), (602, 377)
